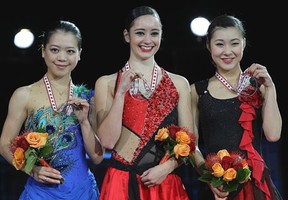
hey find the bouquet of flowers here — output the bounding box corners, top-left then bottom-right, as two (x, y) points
(155, 124), (196, 165)
(10, 130), (54, 173)
(198, 149), (251, 192)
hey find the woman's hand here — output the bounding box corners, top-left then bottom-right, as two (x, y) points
(30, 165), (63, 184)
(140, 164), (168, 187)
(68, 98), (89, 123)
(117, 69), (143, 95)
(209, 184), (229, 200)
(248, 63), (273, 87)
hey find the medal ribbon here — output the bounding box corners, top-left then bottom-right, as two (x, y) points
(124, 62), (158, 94)
(43, 73), (73, 111)
(215, 71), (249, 95)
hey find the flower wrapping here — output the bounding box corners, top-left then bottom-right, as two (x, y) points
(198, 149), (251, 192)
(155, 124), (196, 166)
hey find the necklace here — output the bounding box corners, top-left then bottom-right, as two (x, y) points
(50, 83), (66, 96)
(215, 71), (249, 95)
(43, 73), (74, 111)
(124, 62), (159, 94)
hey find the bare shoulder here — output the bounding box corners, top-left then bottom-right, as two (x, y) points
(166, 71), (190, 89)
(94, 72), (118, 98)
(9, 79), (42, 110)
(95, 73), (118, 87)
(12, 80), (40, 99)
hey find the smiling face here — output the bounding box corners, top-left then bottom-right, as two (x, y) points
(124, 14), (162, 61)
(208, 27), (246, 72)
(42, 30), (81, 77)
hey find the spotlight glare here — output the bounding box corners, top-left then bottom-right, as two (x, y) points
(190, 17), (210, 37)
(14, 29), (34, 49)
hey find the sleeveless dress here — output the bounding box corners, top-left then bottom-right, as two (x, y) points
(19, 85), (100, 200)
(195, 79), (282, 200)
(99, 68), (189, 200)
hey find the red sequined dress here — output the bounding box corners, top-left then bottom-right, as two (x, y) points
(99, 68), (189, 200)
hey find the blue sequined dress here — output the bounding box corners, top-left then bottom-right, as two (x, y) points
(19, 85), (100, 200)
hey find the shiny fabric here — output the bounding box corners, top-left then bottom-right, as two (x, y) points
(195, 79), (283, 200)
(101, 167), (189, 200)
(100, 67), (189, 200)
(19, 85), (100, 200)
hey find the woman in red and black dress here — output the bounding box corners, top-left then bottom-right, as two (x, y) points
(94, 6), (204, 200)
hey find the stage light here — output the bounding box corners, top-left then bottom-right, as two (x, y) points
(14, 28), (34, 49)
(190, 17), (210, 37)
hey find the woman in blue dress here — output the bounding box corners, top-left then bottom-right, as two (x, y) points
(0, 20), (104, 200)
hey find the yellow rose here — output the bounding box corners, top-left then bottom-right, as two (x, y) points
(155, 128), (169, 141)
(174, 144), (190, 158)
(223, 168), (237, 181)
(175, 131), (190, 145)
(211, 162), (225, 177)
(217, 149), (230, 160)
(25, 132), (49, 148)
(12, 147), (25, 170)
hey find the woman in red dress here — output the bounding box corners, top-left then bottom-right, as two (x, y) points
(94, 6), (203, 200)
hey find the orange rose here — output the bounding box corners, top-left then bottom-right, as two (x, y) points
(223, 168), (237, 181)
(12, 147), (25, 170)
(175, 131), (190, 145)
(174, 144), (190, 158)
(217, 149), (230, 160)
(25, 132), (49, 148)
(211, 162), (225, 177)
(155, 128), (169, 141)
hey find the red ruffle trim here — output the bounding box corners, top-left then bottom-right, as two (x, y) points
(238, 102), (271, 200)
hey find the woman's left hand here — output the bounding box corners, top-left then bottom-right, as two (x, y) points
(67, 98), (89, 123)
(248, 63), (273, 87)
(140, 165), (168, 187)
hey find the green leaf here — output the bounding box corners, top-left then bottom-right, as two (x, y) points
(181, 156), (190, 165)
(188, 156), (196, 168)
(38, 144), (53, 158)
(198, 172), (214, 183)
(24, 155), (37, 174)
(168, 137), (178, 146)
(35, 128), (47, 133)
(236, 168), (251, 182)
(211, 177), (224, 188)
(223, 180), (239, 192)
(25, 147), (37, 158)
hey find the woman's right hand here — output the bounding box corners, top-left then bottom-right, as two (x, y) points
(30, 165), (63, 184)
(118, 69), (143, 95)
(210, 184), (229, 200)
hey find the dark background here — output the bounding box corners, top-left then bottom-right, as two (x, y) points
(1, 1), (287, 199)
